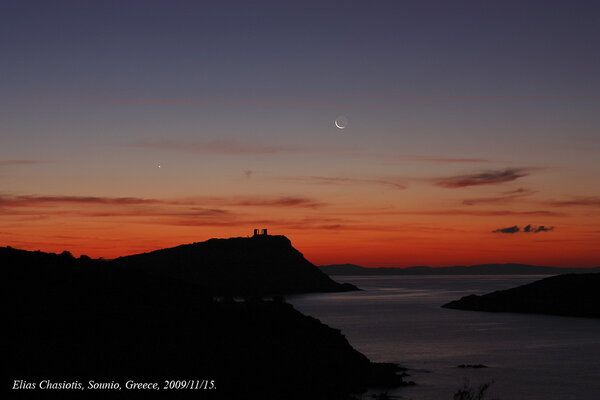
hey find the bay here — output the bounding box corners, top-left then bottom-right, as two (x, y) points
(289, 275), (600, 400)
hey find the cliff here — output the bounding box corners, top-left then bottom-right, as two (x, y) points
(113, 235), (358, 295)
(442, 273), (600, 318)
(3, 245), (401, 399)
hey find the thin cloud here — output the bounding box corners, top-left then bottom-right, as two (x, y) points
(76, 208), (232, 218)
(0, 194), (324, 209)
(441, 210), (562, 217)
(0, 195), (160, 207)
(542, 197), (600, 207)
(128, 139), (505, 164)
(132, 139), (318, 155)
(222, 196), (325, 208)
(414, 210), (564, 217)
(406, 156), (493, 163)
(434, 168), (529, 188)
(0, 160), (47, 166)
(0, 206), (233, 220)
(463, 188), (537, 205)
(502, 188), (534, 195)
(333, 209), (567, 217)
(141, 219), (272, 228)
(284, 176), (407, 190)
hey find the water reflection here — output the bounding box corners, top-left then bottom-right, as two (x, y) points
(289, 275), (600, 400)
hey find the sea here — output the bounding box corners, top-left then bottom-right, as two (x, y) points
(288, 275), (600, 400)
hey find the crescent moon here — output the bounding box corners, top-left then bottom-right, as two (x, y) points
(334, 120), (345, 129)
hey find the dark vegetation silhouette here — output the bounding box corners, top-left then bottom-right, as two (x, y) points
(443, 273), (600, 318)
(453, 379), (495, 400)
(4, 236), (406, 399)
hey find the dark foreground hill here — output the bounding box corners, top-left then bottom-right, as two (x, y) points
(114, 235), (357, 295)
(3, 245), (405, 399)
(320, 263), (600, 275)
(442, 273), (600, 318)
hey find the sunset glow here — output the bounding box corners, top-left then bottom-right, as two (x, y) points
(2, 1), (599, 267)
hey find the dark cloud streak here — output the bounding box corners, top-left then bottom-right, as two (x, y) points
(407, 156), (493, 163)
(493, 225), (520, 234)
(493, 224), (555, 234)
(0, 194), (324, 209)
(0, 195), (160, 207)
(542, 197), (600, 207)
(284, 176), (407, 190)
(463, 188), (537, 205)
(435, 168), (529, 188)
(0, 160), (47, 166)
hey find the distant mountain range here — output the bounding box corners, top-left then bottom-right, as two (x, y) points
(320, 263), (600, 276)
(443, 273), (600, 318)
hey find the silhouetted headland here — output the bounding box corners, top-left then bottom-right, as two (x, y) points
(320, 263), (600, 275)
(4, 235), (405, 399)
(114, 234), (358, 296)
(442, 273), (600, 318)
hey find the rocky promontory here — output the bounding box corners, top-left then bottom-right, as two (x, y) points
(114, 235), (358, 295)
(442, 273), (600, 318)
(3, 241), (402, 399)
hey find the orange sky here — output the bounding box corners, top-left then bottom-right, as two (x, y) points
(2, 1), (599, 267)
(1, 166), (599, 267)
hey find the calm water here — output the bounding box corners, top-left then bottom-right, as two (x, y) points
(288, 275), (600, 400)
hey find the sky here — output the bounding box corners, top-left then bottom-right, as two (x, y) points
(1, 0), (599, 267)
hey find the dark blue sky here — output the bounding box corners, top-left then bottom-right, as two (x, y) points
(3, 0), (599, 98)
